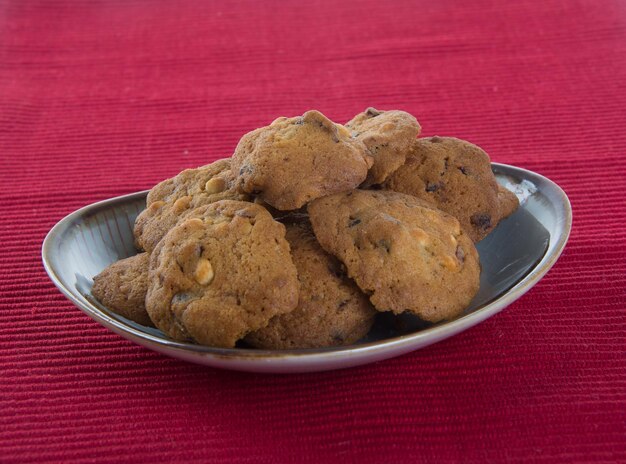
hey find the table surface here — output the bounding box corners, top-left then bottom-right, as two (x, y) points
(1, 0), (625, 462)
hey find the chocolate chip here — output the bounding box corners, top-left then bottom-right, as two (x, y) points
(470, 213), (492, 230)
(338, 300), (349, 310)
(426, 182), (442, 192)
(348, 218), (361, 227)
(239, 165), (252, 176)
(459, 166), (468, 175)
(171, 292), (194, 304)
(377, 238), (391, 253)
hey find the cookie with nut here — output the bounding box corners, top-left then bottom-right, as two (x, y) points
(134, 159), (249, 252)
(144, 200), (299, 348)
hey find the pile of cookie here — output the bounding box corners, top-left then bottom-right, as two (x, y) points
(92, 108), (519, 349)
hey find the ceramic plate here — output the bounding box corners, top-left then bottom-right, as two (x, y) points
(42, 163), (571, 373)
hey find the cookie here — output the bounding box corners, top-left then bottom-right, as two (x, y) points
(383, 136), (517, 242)
(146, 158), (232, 205)
(231, 110), (373, 210)
(145, 200), (299, 348)
(245, 222), (376, 349)
(497, 184), (519, 220)
(134, 159), (249, 252)
(91, 253), (153, 326)
(346, 107), (421, 186)
(308, 190), (480, 322)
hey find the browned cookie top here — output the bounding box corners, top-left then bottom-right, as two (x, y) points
(231, 110), (373, 211)
(146, 158), (233, 205)
(245, 222), (376, 350)
(145, 200), (299, 348)
(91, 252), (153, 327)
(346, 108), (421, 186)
(308, 190), (480, 323)
(134, 159), (249, 252)
(383, 136), (514, 242)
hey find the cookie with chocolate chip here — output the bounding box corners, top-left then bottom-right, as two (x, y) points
(145, 200), (299, 348)
(92, 252), (153, 326)
(383, 137), (518, 242)
(134, 159), (249, 252)
(231, 110), (373, 210)
(308, 190), (480, 322)
(346, 107), (421, 186)
(245, 222), (376, 349)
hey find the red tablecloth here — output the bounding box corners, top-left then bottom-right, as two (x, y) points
(1, 0), (625, 462)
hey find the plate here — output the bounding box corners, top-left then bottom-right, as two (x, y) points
(42, 163), (571, 373)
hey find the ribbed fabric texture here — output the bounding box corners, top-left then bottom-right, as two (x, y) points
(1, 0), (625, 462)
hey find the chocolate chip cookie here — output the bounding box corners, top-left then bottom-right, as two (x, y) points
(497, 184), (519, 220)
(308, 190), (480, 322)
(145, 200), (299, 348)
(231, 110), (373, 210)
(383, 137), (518, 242)
(134, 159), (249, 252)
(346, 107), (421, 186)
(91, 252), (153, 326)
(146, 158), (233, 205)
(245, 222), (376, 349)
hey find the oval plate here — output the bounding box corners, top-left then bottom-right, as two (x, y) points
(42, 163), (571, 373)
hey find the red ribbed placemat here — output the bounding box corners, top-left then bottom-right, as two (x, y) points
(1, 0), (625, 462)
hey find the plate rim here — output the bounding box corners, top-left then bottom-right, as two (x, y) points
(41, 162), (572, 371)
